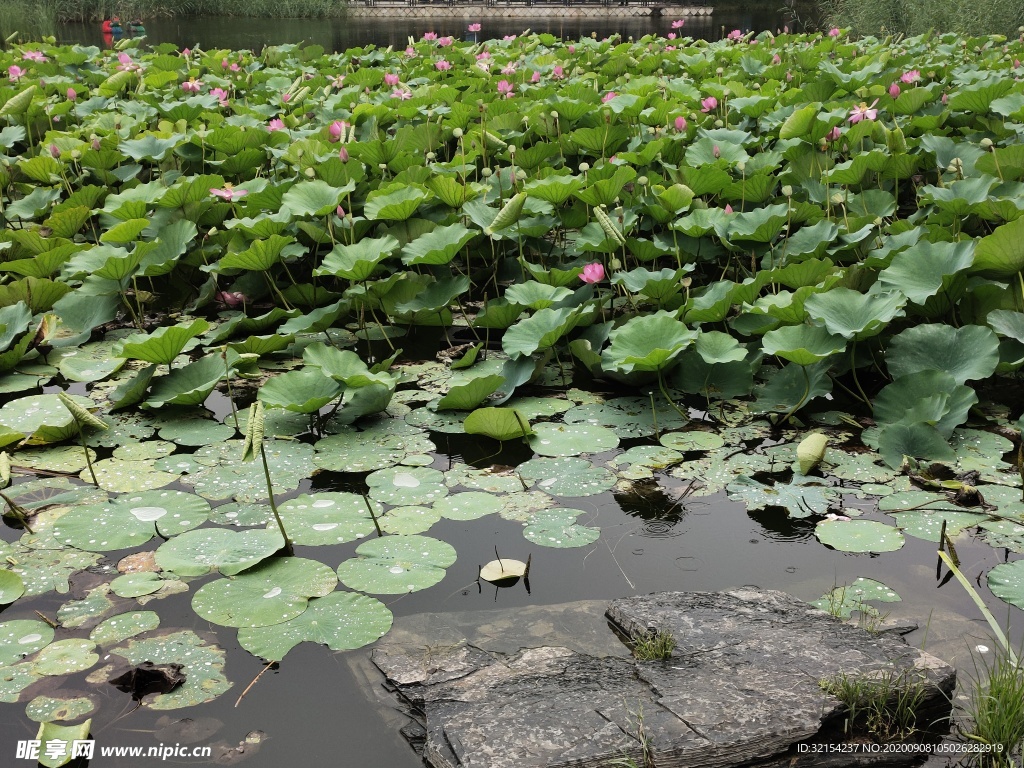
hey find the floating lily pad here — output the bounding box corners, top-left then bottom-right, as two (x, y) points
(658, 431), (726, 451)
(237, 591), (393, 661)
(528, 422), (619, 457)
(366, 466), (448, 505)
(0, 620), (54, 665)
(610, 446), (684, 479)
(84, 458), (179, 492)
(10, 446), (97, 474)
(26, 693), (98, 723)
(523, 508), (600, 548)
(182, 440), (314, 501)
(111, 630), (230, 709)
(518, 457), (616, 497)
(727, 475), (836, 518)
(0, 394), (80, 444)
(1, 477), (106, 511)
(988, 560), (1024, 610)
(811, 577), (901, 618)
(0, 663), (43, 703)
(89, 612), (160, 646)
(112, 440), (176, 461)
(313, 423), (434, 472)
(433, 492), (504, 521)
(54, 490), (209, 552)
(815, 519), (905, 553)
(480, 558), (529, 583)
(979, 519), (1024, 553)
(155, 528), (285, 577)
(208, 502), (273, 527)
(891, 510), (989, 542)
(32, 639), (98, 676)
(337, 535), (456, 594)
(57, 585), (114, 629)
(445, 464), (525, 494)
(84, 412), (157, 447)
(277, 493), (377, 545)
(192, 557), (338, 628)
(828, 451), (896, 483)
(379, 506), (440, 534)
(6, 549), (100, 597)
(111, 573), (165, 598)
(563, 396), (687, 438)
(0, 570), (25, 604)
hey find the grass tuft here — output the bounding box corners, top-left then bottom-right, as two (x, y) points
(820, 670), (926, 742)
(959, 646), (1024, 768)
(630, 629), (676, 661)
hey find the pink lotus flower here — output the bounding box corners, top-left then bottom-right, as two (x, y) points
(267, 118), (286, 131)
(712, 145), (721, 158)
(888, 82), (901, 98)
(531, 70), (541, 83)
(336, 205), (345, 218)
(221, 58), (230, 69)
(502, 62), (517, 75)
(8, 65), (25, 82)
(900, 69), (921, 84)
(281, 93), (291, 103)
(439, 36), (453, 47)
(772, 53), (781, 64)
(210, 87), (229, 106)
(66, 88), (77, 101)
(668, 33), (677, 40)
(602, 91), (616, 103)
(497, 80), (514, 98)
(405, 46), (416, 57)
(422, 31), (437, 41)
(210, 186), (247, 202)
(476, 51), (491, 60)
(182, 48), (191, 57)
(674, 115), (687, 131)
(215, 291), (248, 308)
(580, 262), (605, 284)
(22, 51), (47, 63)
(338, 146), (349, 162)
(331, 74), (345, 88)
(700, 96), (718, 113)
(116, 52), (140, 72)
(436, 60), (451, 72)
(825, 126), (842, 141)
(504, 35), (517, 41)
(552, 65), (564, 80)
(828, 27), (841, 37)
(848, 99), (879, 124)
(329, 120), (347, 141)
(384, 73), (400, 87)
(391, 88), (412, 100)
(1015, 59), (1021, 68)
(671, 19), (685, 28)
(49, 144), (60, 159)
(468, 23), (481, 32)
(181, 78), (202, 94)
(727, 29), (743, 41)
(724, 204), (734, 214)
(666, 46), (676, 51)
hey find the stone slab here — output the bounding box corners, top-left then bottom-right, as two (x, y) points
(370, 589), (956, 768)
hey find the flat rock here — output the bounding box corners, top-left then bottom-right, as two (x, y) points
(370, 589), (956, 768)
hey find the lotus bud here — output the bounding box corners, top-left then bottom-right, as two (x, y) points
(515, 169), (526, 181)
(48, 144), (60, 159)
(338, 146), (349, 162)
(295, 148), (304, 158)
(508, 145), (517, 155)
(209, 227), (218, 236)
(873, 217), (883, 227)
(328, 120), (345, 141)
(91, 137), (101, 151)
(608, 257), (622, 271)
(714, 120), (724, 128)
(70, 149), (81, 160)
(336, 205), (345, 218)
(452, 127), (464, 138)
(736, 161), (745, 172)
(716, 67), (724, 74)
(66, 88), (77, 101)
(946, 158), (963, 173)
(378, 163), (388, 171)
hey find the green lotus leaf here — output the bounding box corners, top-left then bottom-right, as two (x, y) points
(110, 573), (165, 598)
(0, 394), (83, 445)
(182, 440), (313, 501)
(523, 508), (600, 548)
(337, 534), (456, 594)
(32, 639), (98, 676)
(433, 491), (504, 521)
(82, 457), (179, 493)
(815, 519), (905, 553)
(761, 324), (846, 365)
(0, 620), (54, 665)
(238, 591), (393, 660)
(144, 353), (225, 408)
(114, 319), (210, 366)
(811, 577), (901, 618)
(313, 423), (433, 472)
(281, 180), (351, 218)
(315, 235), (400, 281)
(192, 557), (338, 628)
(379, 505), (441, 534)
(436, 374), (505, 411)
(277, 493), (377, 546)
(89, 611), (160, 646)
(218, 234), (294, 271)
(602, 311), (698, 374)
(0, 570), (25, 604)
(366, 466), (448, 505)
(0, 663), (43, 703)
(401, 223), (477, 265)
(504, 281), (573, 311)
(155, 527), (285, 577)
(502, 307), (581, 359)
(35, 720), (92, 768)
(26, 694), (97, 724)
(609, 445), (683, 479)
(988, 560), (1024, 610)
(803, 288), (906, 340)
(971, 215), (1024, 278)
(7, 446), (95, 475)
(364, 184), (433, 221)
(658, 430), (726, 451)
(54, 490), (209, 552)
(876, 422), (957, 468)
(872, 370), (976, 438)
(111, 630), (230, 709)
(886, 323), (999, 385)
(5, 548), (100, 599)
(56, 585), (114, 629)
(726, 475), (835, 517)
(693, 331), (748, 364)
(155, 412), (236, 446)
(891, 510), (989, 542)
(564, 395), (687, 438)
(259, 367), (343, 413)
(528, 422), (619, 457)
(463, 407), (533, 440)
(877, 240), (975, 305)
(518, 456), (616, 497)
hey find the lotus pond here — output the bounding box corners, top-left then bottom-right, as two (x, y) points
(0, 24), (1022, 767)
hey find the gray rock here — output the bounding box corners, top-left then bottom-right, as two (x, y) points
(370, 589), (956, 768)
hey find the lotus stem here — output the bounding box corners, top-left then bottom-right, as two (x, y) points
(78, 426), (98, 487)
(656, 370), (688, 421)
(779, 364), (811, 427)
(849, 341), (872, 410)
(259, 442), (294, 556)
(362, 494), (383, 538)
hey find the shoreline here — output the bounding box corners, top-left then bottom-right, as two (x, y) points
(345, 4), (713, 18)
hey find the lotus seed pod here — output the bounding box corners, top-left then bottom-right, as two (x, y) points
(980, 138), (993, 149)
(304, 167), (315, 178)
(781, 185), (793, 197)
(714, 120), (724, 128)
(426, 151), (436, 161)
(481, 167), (492, 178)
(508, 145), (516, 154)
(736, 161), (746, 172)
(378, 163), (388, 171)
(452, 127), (463, 138)
(716, 67), (724, 74)
(515, 169), (526, 180)
(830, 193), (845, 206)
(637, 176), (649, 186)
(579, 162), (590, 172)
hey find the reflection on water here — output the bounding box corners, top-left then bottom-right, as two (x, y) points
(58, 10), (793, 51)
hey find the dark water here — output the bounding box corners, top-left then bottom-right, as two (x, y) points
(56, 8), (805, 52)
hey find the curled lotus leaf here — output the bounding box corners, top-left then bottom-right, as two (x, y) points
(111, 630), (230, 710)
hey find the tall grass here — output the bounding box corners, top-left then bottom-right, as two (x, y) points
(4, 0), (346, 26)
(819, 0), (1024, 38)
(960, 647), (1024, 768)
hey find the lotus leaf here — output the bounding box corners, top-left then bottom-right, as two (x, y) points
(988, 560), (1024, 610)
(26, 694), (97, 723)
(112, 630), (230, 709)
(891, 510), (989, 542)
(32, 639), (98, 676)
(56, 585), (115, 629)
(89, 611), (160, 646)
(434, 492), (504, 521)
(518, 457), (616, 497)
(155, 528), (285, 577)
(114, 319), (209, 366)
(277, 493), (377, 545)
(0, 570), (25, 604)
(523, 508), (600, 548)
(727, 475), (836, 517)
(366, 466), (448, 505)
(337, 534), (456, 594)
(602, 311), (698, 374)
(0, 620), (53, 665)
(54, 490), (209, 552)
(815, 520), (905, 553)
